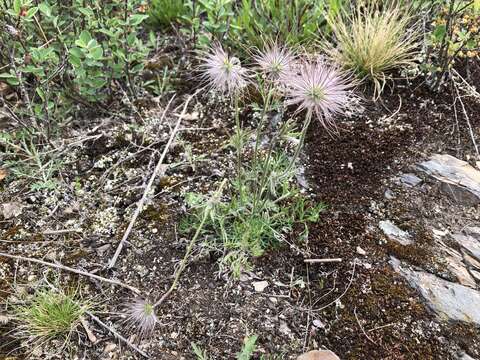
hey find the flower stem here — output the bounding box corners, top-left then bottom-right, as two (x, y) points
(153, 179), (227, 309)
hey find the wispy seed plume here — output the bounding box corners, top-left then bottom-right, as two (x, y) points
(198, 44), (249, 95)
(285, 59), (352, 130)
(254, 42), (296, 82)
(123, 298), (157, 339)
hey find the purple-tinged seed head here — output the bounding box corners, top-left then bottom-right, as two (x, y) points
(284, 59), (353, 130)
(254, 42), (296, 83)
(198, 44), (249, 95)
(123, 298), (157, 339)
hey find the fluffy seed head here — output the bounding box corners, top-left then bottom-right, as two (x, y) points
(285, 59), (352, 129)
(198, 44), (248, 95)
(254, 42), (296, 82)
(123, 298), (157, 339)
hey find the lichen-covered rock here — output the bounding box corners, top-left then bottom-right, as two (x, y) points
(391, 257), (480, 325)
(417, 154), (480, 206)
(379, 220), (413, 245)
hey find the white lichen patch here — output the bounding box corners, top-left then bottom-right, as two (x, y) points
(91, 207), (119, 235)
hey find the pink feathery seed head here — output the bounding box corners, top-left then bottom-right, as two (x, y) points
(123, 298), (157, 339)
(254, 42), (296, 82)
(284, 59), (353, 130)
(198, 44), (249, 95)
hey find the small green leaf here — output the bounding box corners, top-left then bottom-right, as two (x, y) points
(78, 7), (94, 17)
(26, 7), (39, 18)
(129, 14), (148, 26)
(433, 25), (446, 42)
(89, 46), (103, 60)
(13, 0), (21, 15)
(38, 2), (52, 16)
(36, 87), (45, 101)
(76, 30), (92, 48)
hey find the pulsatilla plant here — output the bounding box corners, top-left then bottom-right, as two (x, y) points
(183, 43), (350, 276)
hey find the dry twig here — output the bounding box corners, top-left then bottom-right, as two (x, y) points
(87, 311), (149, 358)
(0, 252), (140, 294)
(107, 94), (196, 269)
(303, 258), (342, 264)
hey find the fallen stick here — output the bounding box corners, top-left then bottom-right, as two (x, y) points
(303, 258), (342, 264)
(107, 94), (195, 269)
(0, 252), (140, 294)
(42, 228), (82, 235)
(87, 311), (149, 358)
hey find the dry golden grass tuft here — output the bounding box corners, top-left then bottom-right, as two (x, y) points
(326, 1), (420, 99)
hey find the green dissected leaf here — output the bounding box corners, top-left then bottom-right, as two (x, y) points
(237, 335), (258, 360)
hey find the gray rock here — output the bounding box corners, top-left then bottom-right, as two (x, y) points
(295, 165), (309, 189)
(379, 220), (413, 245)
(453, 230), (480, 263)
(391, 258), (480, 325)
(417, 154), (480, 206)
(465, 226), (480, 239)
(457, 352), (478, 360)
(445, 256), (477, 288)
(400, 173), (422, 187)
(384, 189), (395, 200)
(470, 270), (480, 282)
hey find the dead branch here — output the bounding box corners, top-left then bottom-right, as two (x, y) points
(107, 93), (196, 269)
(0, 252), (140, 294)
(86, 311), (149, 358)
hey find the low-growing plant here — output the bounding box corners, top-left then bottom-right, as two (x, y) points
(11, 287), (89, 352)
(427, 0), (480, 87)
(0, 0), (151, 134)
(232, 0), (337, 49)
(0, 131), (61, 190)
(326, 1), (420, 98)
(192, 334), (259, 360)
(182, 153), (325, 276)
(180, 44), (351, 276)
(148, 0), (187, 28)
(179, 0), (237, 47)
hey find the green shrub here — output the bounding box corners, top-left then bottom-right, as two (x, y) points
(232, 0), (329, 49)
(427, 0), (480, 87)
(0, 0), (151, 121)
(149, 0), (187, 28)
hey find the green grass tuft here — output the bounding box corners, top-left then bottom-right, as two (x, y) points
(13, 288), (88, 344)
